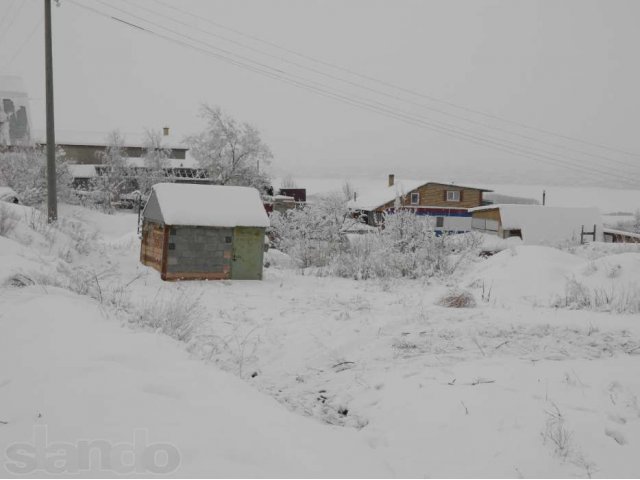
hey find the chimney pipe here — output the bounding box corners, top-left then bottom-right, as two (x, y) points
(163, 126), (169, 136)
(388, 174), (395, 187)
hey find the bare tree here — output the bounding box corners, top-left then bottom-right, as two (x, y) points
(186, 105), (271, 191)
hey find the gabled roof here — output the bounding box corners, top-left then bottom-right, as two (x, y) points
(348, 180), (492, 211)
(143, 183), (270, 228)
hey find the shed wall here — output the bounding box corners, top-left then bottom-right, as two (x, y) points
(164, 226), (233, 280)
(140, 221), (166, 272)
(231, 227), (265, 280)
(142, 193), (164, 224)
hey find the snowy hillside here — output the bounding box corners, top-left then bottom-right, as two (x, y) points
(1, 202), (640, 477)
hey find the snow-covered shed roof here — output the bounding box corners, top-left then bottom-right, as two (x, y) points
(469, 204), (603, 244)
(143, 183), (270, 228)
(348, 180), (492, 211)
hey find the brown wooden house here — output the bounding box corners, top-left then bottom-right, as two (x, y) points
(348, 174), (492, 231)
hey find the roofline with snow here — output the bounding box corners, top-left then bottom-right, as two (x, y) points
(35, 140), (188, 150)
(357, 181), (493, 211)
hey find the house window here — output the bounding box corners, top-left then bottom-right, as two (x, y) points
(436, 217), (444, 228)
(410, 192), (419, 205)
(225, 236), (232, 244)
(446, 190), (460, 202)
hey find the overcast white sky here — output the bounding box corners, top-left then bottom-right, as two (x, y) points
(1, 0), (639, 187)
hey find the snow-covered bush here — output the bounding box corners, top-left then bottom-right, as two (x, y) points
(0, 145), (74, 206)
(437, 288), (477, 308)
(132, 289), (206, 342)
(327, 211), (479, 280)
(0, 202), (19, 236)
(272, 203), (480, 279)
(269, 192), (354, 268)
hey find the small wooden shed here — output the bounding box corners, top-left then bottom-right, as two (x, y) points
(140, 183), (270, 281)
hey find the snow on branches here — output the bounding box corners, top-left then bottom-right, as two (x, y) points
(186, 105), (271, 191)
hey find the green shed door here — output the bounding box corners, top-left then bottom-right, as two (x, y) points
(231, 227), (264, 280)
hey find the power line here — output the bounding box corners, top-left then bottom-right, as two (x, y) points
(123, 0), (640, 173)
(70, 0), (638, 186)
(0, 0), (24, 47)
(67, 0), (638, 186)
(1, 15), (43, 71)
(152, 0), (640, 161)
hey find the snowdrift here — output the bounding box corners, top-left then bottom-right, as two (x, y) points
(467, 245), (640, 310)
(0, 288), (389, 477)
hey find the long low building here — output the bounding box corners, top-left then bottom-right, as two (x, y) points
(469, 204), (604, 244)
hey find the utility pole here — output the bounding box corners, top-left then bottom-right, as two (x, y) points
(45, 0), (57, 222)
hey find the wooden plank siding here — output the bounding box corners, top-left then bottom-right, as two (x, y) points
(376, 183), (485, 212)
(140, 221), (166, 273)
(471, 208), (501, 223)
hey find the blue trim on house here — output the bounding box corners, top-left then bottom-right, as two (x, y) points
(387, 207), (472, 217)
(414, 209), (471, 218)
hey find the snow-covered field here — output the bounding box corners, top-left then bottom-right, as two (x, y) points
(1, 201), (640, 477)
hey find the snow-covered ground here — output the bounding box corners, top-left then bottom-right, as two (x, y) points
(1, 201), (640, 477)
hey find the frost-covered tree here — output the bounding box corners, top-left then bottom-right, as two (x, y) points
(186, 105), (271, 191)
(270, 198), (479, 279)
(0, 145), (73, 206)
(91, 131), (132, 211)
(138, 129), (170, 195)
(269, 192), (356, 268)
